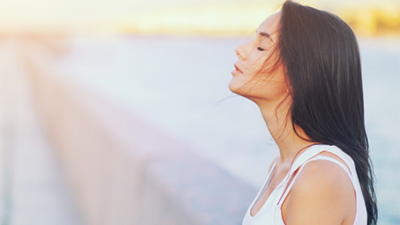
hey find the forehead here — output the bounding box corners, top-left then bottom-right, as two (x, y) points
(257, 12), (281, 34)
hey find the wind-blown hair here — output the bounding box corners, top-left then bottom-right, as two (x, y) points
(275, 1), (378, 224)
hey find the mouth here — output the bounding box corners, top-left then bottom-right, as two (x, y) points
(233, 64), (243, 74)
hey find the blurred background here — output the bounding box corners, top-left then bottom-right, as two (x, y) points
(0, 0), (398, 224)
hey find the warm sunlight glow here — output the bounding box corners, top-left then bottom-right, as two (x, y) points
(0, 0), (398, 36)
(128, 3), (280, 36)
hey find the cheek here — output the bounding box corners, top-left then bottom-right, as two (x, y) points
(244, 55), (266, 74)
(229, 49), (286, 98)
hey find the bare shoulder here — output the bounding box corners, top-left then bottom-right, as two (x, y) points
(285, 159), (356, 225)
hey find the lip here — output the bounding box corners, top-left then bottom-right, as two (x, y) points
(232, 63), (243, 75)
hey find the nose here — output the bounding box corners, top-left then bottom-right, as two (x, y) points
(235, 46), (246, 60)
(235, 48), (241, 59)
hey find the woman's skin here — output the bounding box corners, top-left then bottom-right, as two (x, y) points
(230, 12), (357, 225)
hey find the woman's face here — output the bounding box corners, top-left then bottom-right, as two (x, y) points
(229, 12), (288, 103)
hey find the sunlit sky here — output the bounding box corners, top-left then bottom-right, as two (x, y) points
(0, 0), (398, 35)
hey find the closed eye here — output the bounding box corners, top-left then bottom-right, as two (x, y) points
(257, 47), (266, 51)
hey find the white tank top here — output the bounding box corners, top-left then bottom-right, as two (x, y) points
(242, 144), (367, 225)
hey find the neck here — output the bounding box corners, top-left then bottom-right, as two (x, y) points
(256, 99), (315, 165)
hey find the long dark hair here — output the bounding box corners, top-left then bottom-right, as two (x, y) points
(275, 1), (378, 224)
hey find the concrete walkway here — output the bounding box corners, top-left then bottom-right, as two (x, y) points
(0, 38), (82, 225)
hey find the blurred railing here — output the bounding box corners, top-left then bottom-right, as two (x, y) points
(20, 40), (255, 225)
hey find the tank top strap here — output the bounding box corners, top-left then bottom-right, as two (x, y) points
(288, 144), (326, 174)
(277, 144), (355, 207)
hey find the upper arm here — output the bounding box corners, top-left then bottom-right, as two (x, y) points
(285, 160), (355, 225)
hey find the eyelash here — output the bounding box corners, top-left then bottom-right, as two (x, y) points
(257, 47), (266, 51)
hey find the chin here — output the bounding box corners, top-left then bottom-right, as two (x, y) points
(229, 83), (253, 100)
(228, 80), (242, 95)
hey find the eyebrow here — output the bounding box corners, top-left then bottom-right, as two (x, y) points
(256, 31), (274, 42)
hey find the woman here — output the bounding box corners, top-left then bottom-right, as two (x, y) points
(230, 1), (377, 225)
